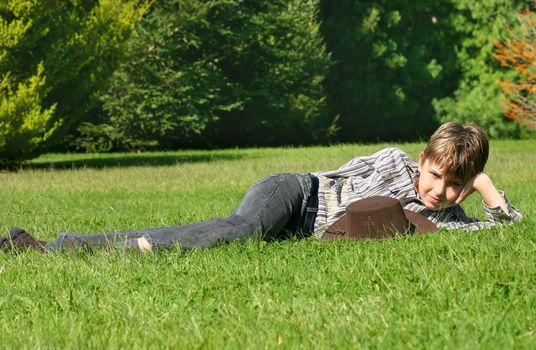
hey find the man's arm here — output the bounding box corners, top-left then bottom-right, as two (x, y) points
(456, 172), (510, 216)
(473, 173), (523, 225)
(436, 173), (522, 231)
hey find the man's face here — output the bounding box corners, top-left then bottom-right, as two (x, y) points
(417, 153), (465, 210)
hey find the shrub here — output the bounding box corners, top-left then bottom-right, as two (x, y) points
(0, 0), (146, 164)
(0, 64), (56, 164)
(319, 0), (461, 142)
(432, 0), (529, 138)
(81, 0), (331, 151)
(493, 9), (535, 129)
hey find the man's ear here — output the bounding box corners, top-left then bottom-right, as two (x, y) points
(418, 152), (425, 171)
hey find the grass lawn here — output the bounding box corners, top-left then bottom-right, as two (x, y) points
(0, 140), (534, 349)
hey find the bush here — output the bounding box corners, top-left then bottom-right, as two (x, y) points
(493, 8), (535, 130)
(0, 0), (146, 164)
(432, 0), (529, 138)
(0, 64), (56, 165)
(319, 0), (461, 142)
(81, 0), (331, 151)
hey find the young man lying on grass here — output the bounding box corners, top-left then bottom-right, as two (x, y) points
(0, 122), (522, 253)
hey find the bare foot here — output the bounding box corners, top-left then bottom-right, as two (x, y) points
(137, 236), (153, 253)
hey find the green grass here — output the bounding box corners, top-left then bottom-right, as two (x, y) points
(0, 140), (534, 349)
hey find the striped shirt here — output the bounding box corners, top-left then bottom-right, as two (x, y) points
(312, 147), (522, 238)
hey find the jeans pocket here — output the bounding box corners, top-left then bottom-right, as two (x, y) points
(250, 173), (287, 189)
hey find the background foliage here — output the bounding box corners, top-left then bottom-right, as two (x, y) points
(76, 0), (330, 151)
(493, 8), (535, 129)
(432, 0), (530, 139)
(319, 0), (460, 142)
(0, 0), (146, 163)
(1, 0), (534, 162)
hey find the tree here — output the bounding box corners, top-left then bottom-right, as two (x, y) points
(432, 0), (529, 138)
(0, 63), (56, 164)
(80, 0), (331, 151)
(319, 0), (461, 142)
(494, 8), (535, 129)
(0, 0), (146, 164)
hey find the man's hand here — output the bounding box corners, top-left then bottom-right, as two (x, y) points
(455, 172), (481, 205)
(456, 172), (509, 215)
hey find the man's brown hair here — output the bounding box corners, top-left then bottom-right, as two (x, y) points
(422, 122), (489, 182)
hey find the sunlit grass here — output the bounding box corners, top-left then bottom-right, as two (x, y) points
(0, 140), (534, 349)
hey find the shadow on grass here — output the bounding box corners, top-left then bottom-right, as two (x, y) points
(20, 152), (249, 170)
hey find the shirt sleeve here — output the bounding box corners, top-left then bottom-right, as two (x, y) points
(437, 191), (523, 231)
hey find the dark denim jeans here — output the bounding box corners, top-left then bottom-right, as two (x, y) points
(45, 173), (314, 251)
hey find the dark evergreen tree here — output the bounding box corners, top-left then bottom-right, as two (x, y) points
(85, 0), (331, 151)
(319, 0), (461, 142)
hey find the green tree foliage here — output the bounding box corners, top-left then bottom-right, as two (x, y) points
(0, 0), (146, 164)
(319, 0), (461, 142)
(433, 0), (530, 138)
(82, 0), (331, 151)
(494, 9), (536, 129)
(0, 64), (56, 163)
